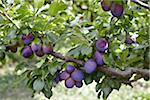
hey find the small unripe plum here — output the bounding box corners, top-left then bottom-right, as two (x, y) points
(22, 46), (33, 58)
(94, 51), (104, 65)
(101, 0), (112, 11)
(125, 38), (134, 45)
(22, 33), (34, 45)
(75, 81), (83, 88)
(71, 70), (84, 81)
(65, 78), (75, 88)
(111, 3), (124, 17)
(60, 71), (70, 80)
(66, 64), (75, 73)
(84, 59), (97, 74)
(35, 45), (44, 57)
(31, 43), (40, 52)
(42, 45), (53, 54)
(96, 38), (108, 53)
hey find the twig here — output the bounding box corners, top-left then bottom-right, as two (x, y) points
(0, 11), (20, 29)
(131, 0), (150, 9)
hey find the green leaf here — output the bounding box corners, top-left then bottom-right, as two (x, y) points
(34, 0), (45, 9)
(102, 87), (113, 99)
(96, 83), (102, 92)
(84, 75), (93, 85)
(33, 79), (45, 91)
(81, 45), (92, 56)
(35, 59), (45, 68)
(48, 2), (67, 16)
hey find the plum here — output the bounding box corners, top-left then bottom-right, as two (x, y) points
(71, 70), (84, 81)
(66, 64), (75, 73)
(96, 38), (108, 53)
(35, 45), (44, 57)
(75, 81), (83, 88)
(94, 51), (104, 65)
(60, 71), (70, 80)
(31, 43), (40, 52)
(101, 0), (112, 11)
(84, 59), (97, 74)
(5, 42), (19, 53)
(125, 38), (134, 45)
(22, 46), (33, 58)
(22, 33), (34, 45)
(111, 3), (124, 17)
(42, 45), (53, 54)
(65, 78), (75, 88)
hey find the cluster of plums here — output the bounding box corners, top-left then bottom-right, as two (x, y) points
(6, 33), (53, 58)
(55, 65), (84, 88)
(101, 0), (124, 17)
(84, 38), (108, 74)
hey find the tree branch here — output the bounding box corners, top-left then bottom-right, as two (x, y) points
(0, 11), (20, 29)
(131, 0), (150, 9)
(50, 51), (150, 79)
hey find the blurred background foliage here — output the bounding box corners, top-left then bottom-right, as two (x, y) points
(0, 0), (149, 99)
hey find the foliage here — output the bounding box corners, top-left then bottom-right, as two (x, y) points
(0, 0), (149, 99)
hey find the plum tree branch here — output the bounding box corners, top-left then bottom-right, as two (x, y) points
(131, 0), (150, 9)
(50, 51), (150, 79)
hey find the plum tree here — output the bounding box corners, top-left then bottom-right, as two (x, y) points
(84, 59), (97, 74)
(0, 0), (149, 99)
(101, 0), (112, 11)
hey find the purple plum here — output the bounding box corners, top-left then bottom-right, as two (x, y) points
(111, 3), (124, 17)
(94, 51), (104, 65)
(84, 59), (97, 74)
(22, 46), (33, 58)
(42, 45), (53, 54)
(66, 65), (75, 73)
(71, 70), (84, 81)
(101, 0), (112, 11)
(60, 71), (70, 80)
(22, 33), (34, 45)
(65, 78), (75, 88)
(125, 38), (134, 45)
(75, 81), (83, 88)
(96, 38), (108, 53)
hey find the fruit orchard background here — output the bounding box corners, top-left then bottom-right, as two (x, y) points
(0, 0), (149, 100)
